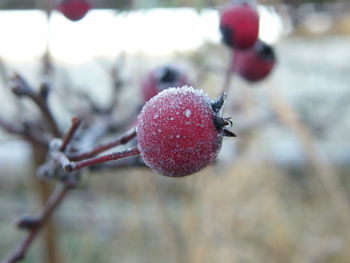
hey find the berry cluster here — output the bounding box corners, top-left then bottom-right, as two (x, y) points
(219, 1), (276, 82)
(44, 1), (279, 178)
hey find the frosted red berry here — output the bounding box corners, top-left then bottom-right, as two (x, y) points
(220, 3), (259, 50)
(233, 40), (276, 82)
(57, 0), (91, 21)
(141, 65), (190, 102)
(136, 86), (235, 177)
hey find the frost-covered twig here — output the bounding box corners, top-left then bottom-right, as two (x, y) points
(65, 147), (140, 171)
(69, 127), (137, 161)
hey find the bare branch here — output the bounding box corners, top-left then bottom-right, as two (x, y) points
(9, 73), (61, 137)
(1, 184), (71, 263)
(59, 117), (81, 152)
(0, 117), (49, 146)
(0, 117), (23, 134)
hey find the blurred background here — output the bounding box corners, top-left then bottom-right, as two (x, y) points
(1, 0), (350, 262)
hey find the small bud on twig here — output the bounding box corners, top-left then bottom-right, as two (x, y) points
(16, 216), (40, 231)
(9, 73), (32, 97)
(39, 78), (50, 101)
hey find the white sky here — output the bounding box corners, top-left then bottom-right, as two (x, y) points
(0, 7), (283, 63)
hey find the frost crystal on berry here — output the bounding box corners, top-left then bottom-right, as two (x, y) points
(136, 86), (235, 177)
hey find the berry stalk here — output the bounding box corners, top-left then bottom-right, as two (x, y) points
(220, 52), (235, 95)
(65, 147), (140, 171)
(69, 127), (137, 161)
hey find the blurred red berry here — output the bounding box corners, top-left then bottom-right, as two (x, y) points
(220, 2), (259, 50)
(136, 86), (235, 177)
(233, 40), (276, 82)
(57, 0), (91, 21)
(141, 65), (190, 102)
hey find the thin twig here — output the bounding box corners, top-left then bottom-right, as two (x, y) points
(65, 147), (140, 172)
(0, 117), (23, 134)
(88, 156), (145, 171)
(0, 117), (49, 146)
(220, 51), (234, 96)
(69, 127), (137, 161)
(59, 117), (81, 152)
(10, 73), (61, 137)
(105, 109), (139, 134)
(1, 184), (71, 263)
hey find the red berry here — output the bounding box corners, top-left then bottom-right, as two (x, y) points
(136, 86), (235, 177)
(57, 0), (91, 21)
(233, 40), (276, 82)
(220, 2), (259, 50)
(141, 65), (190, 102)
